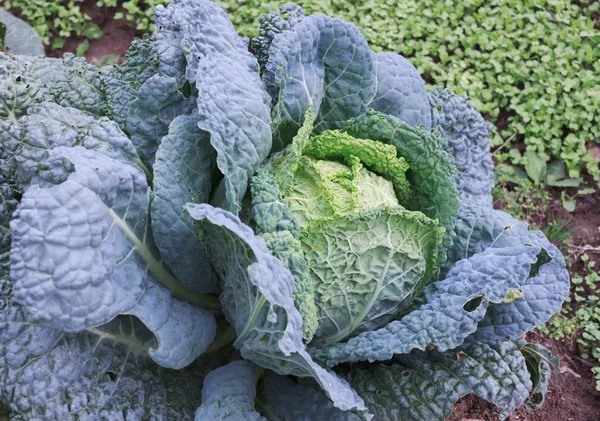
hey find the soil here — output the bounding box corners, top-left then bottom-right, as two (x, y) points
(9, 1), (600, 420)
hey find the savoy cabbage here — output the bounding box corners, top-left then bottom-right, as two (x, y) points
(0, 1), (569, 420)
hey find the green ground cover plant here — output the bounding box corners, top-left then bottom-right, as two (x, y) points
(540, 248), (600, 392)
(97, 0), (168, 31)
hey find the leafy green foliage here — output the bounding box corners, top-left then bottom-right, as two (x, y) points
(102, 0), (170, 31)
(216, 0), (600, 180)
(0, 1), (571, 419)
(540, 250), (600, 392)
(5, 0), (598, 182)
(493, 179), (553, 226)
(573, 254), (600, 391)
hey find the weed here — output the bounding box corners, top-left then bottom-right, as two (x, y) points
(544, 219), (575, 245)
(492, 179), (552, 229)
(542, 251), (600, 391)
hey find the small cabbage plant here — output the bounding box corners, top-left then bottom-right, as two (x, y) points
(0, 1), (569, 420)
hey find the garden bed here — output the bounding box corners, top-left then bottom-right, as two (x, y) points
(3, 0), (600, 419)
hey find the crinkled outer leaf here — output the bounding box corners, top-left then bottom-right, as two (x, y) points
(1, 162), (224, 418)
(102, 38), (159, 126)
(0, 9), (43, 56)
(0, 176), (17, 280)
(152, 20), (186, 85)
(25, 54), (108, 116)
(11, 146), (216, 369)
(151, 112), (219, 293)
(250, 168), (318, 342)
(0, 102), (146, 188)
(429, 87), (494, 206)
(0, 53), (108, 117)
(251, 3), (305, 73)
(346, 341), (533, 421)
(196, 53), (272, 214)
(265, 15), (374, 149)
(444, 202), (526, 270)
(302, 207), (443, 346)
(1, 288), (229, 421)
(449, 202), (569, 344)
(310, 205), (566, 367)
(345, 110), (459, 253)
(195, 360), (264, 421)
(0, 54), (48, 120)
(154, 0), (256, 83)
(367, 53), (431, 128)
(186, 204), (370, 419)
(519, 342), (556, 412)
(259, 372), (362, 421)
(126, 74), (195, 166)
(526, 358), (550, 412)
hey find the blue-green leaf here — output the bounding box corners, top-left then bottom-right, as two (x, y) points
(151, 112), (219, 293)
(25, 54), (108, 116)
(126, 74), (195, 166)
(429, 87), (494, 206)
(347, 342), (533, 421)
(195, 360), (265, 421)
(0, 53), (47, 120)
(0, 9), (43, 56)
(520, 342), (556, 412)
(102, 38), (159, 125)
(367, 53), (431, 128)
(0, 294), (228, 419)
(448, 203), (570, 344)
(154, 0), (256, 83)
(0, 102), (145, 188)
(195, 53), (271, 214)
(265, 15), (374, 149)
(0, 53), (107, 119)
(0, 176), (17, 279)
(11, 147), (216, 369)
(251, 3), (305, 73)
